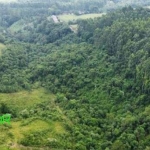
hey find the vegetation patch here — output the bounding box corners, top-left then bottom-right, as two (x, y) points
(0, 1), (150, 149)
(0, 89), (71, 149)
(58, 13), (105, 22)
(9, 20), (26, 33)
(0, 43), (6, 55)
(0, 89), (55, 112)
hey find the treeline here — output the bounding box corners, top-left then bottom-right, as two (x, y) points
(19, 0), (106, 14)
(10, 18), (72, 44)
(0, 4), (49, 28)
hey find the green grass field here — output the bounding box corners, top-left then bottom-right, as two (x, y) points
(9, 20), (25, 33)
(69, 24), (78, 33)
(58, 13), (106, 22)
(0, 43), (6, 56)
(0, 89), (70, 149)
(0, 88), (55, 111)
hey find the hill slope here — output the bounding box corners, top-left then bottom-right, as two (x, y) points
(1, 6), (150, 150)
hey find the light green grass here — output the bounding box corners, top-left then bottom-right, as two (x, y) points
(0, 119), (66, 149)
(0, 89), (68, 149)
(58, 13), (106, 22)
(0, 146), (9, 150)
(0, 43), (6, 55)
(0, 88), (55, 111)
(9, 119), (62, 141)
(69, 24), (78, 33)
(9, 20), (25, 33)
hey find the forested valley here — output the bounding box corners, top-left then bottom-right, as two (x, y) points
(0, 0), (150, 150)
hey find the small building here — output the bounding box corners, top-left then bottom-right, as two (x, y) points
(51, 15), (59, 23)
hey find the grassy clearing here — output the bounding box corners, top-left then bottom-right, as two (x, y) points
(0, 43), (6, 55)
(0, 88), (55, 111)
(0, 119), (66, 149)
(0, 88), (69, 149)
(9, 119), (56, 141)
(9, 20), (25, 33)
(69, 24), (78, 33)
(58, 13), (106, 22)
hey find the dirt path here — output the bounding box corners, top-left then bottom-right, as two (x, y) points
(50, 97), (73, 126)
(56, 105), (73, 126)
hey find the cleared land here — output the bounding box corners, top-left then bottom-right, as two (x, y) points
(9, 20), (27, 33)
(0, 0), (17, 2)
(0, 88), (54, 111)
(0, 43), (6, 56)
(69, 24), (78, 33)
(58, 13), (106, 22)
(144, 6), (150, 9)
(0, 88), (71, 149)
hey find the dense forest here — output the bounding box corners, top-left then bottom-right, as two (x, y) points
(0, 0), (150, 16)
(0, 0), (150, 150)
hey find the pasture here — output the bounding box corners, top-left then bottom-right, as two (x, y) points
(0, 43), (6, 56)
(58, 13), (106, 22)
(0, 88), (70, 149)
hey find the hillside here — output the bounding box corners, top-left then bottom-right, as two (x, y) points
(0, 88), (73, 149)
(0, 0), (149, 13)
(0, 1), (150, 150)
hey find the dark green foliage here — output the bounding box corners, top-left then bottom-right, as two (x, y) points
(1, 3), (150, 149)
